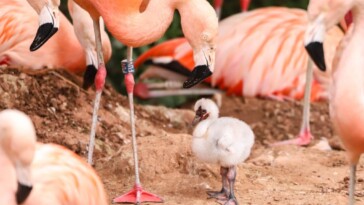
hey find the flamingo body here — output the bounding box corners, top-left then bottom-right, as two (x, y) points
(0, 109), (108, 205)
(305, 0), (363, 203)
(1, 0), (111, 75)
(1, 0), (85, 72)
(24, 143), (108, 205)
(135, 7), (344, 101)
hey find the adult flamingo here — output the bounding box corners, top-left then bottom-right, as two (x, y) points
(24, 0), (112, 89)
(0, 109), (108, 205)
(305, 0), (361, 204)
(134, 7), (344, 146)
(35, 0), (216, 203)
(1, 0), (83, 73)
(1, 0), (111, 88)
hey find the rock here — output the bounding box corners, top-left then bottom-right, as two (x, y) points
(312, 137), (332, 151)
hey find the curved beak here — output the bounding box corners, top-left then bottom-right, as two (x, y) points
(192, 115), (202, 126)
(15, 166), (32, 204)
(304, 14), (326, 71)
(82, 50), (98, 89)
(183, 47), (214, 88)
(82, 64), (98, 89)
(16, 182), (32, 204)
(30, 5), (59, 51)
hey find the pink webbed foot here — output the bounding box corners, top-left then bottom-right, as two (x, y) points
(271, 128), (314, 146)
(113, 184), (163, 204)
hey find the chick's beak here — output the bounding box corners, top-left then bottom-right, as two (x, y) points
(192, 115), (202, 126)
(304, 14), (326, 71)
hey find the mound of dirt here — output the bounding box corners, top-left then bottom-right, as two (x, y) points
(1, 66), (363, 205)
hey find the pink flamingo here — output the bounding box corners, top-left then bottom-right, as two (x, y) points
(0, 0), (111, 88)
(0, 109), (108, 205)
(304, 0), (359, 204)
(0, 0), (82, 73)
(134, 6), (344, 146)
(25, 0), (112, 89)
(41, 0), (217, 203)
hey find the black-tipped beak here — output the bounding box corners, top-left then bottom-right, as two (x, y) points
(192, 115), (201, 126)
(183, 65), (212, 88)
(305, 42), (326, 71)
(30, 23), (58, 51)
(82, 64), (98, 89)
(16, 182), (32, 204)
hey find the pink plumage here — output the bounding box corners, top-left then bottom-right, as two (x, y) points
(134, 7), (344, 102)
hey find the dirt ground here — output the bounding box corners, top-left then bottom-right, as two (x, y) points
(1, 66), (364, 205)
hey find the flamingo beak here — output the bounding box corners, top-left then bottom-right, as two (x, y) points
(304, 14), (326, 72)
(15, 166), (33, 204)
(192, 107), (209, 126)
(183, 46), (215, 88)
(30, 4), (59, 51)
(82, 65), (98, 89)
(183, 65), (212, 88)
(16, 182), (32, 204)
(192, 115), (202, 126)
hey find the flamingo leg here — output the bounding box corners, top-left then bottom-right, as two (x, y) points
(87, 17), (107, 165)
(217, 166), (238, 205)
(240, 0), (250, 12)
(214, 0), (224, 19)
(271, 59), (314, 146)
(349, 164), (357, 205)
(207, 167), (229, 200)
(113, 47), (163, 204)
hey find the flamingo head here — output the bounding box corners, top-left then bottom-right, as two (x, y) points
(304, 0), (354, 72)
(192, 98), (219, 126)
(179, 0), (218, 88)
(0, 109), (36, 204)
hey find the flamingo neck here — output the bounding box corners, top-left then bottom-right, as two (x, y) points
(96, 0), (175, 47)
(193, 118), (216, 138)
(331, 4), (364, 107)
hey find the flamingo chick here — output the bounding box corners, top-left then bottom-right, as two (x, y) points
(191, 98), (255, 205)
(0, 109), (107, 205)
(305, 0), (361, 204)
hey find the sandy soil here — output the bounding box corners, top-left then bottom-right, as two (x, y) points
(1, 66), (363, 205)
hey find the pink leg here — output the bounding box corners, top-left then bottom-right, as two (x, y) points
(113, 48), (163, 204)
(240, 0), (251, 12)
(87, 18), (107, 165)
(271, 59), (315, 147)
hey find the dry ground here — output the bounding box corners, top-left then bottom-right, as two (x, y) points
(1, 66), (363, 205)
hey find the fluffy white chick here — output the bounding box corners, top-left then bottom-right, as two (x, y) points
(192, 98), (255, 205)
